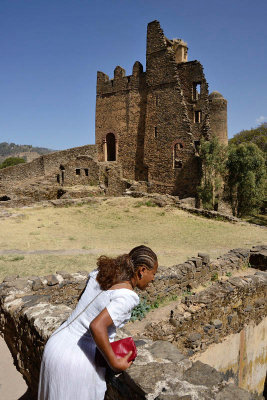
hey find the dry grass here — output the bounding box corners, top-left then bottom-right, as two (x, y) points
(0, 197), (266, 281)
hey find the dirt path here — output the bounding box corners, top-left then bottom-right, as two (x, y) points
(0, 336), (27, 400)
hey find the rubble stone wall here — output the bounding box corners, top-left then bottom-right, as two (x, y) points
(0, 246), (266, 399)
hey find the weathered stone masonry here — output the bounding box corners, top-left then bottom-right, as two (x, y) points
(96, 20), (228, 198)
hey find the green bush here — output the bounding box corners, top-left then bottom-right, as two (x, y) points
(130, 298), (151, 321)
(0, 157), (26, 169)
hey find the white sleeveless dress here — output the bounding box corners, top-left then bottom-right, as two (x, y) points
(38, 270), (139, 400)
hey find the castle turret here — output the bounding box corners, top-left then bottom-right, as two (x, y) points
(209, 91), (228, 145)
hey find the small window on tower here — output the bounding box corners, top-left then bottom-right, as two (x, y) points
(76, 169), (81, 175)
(154, 127), (158, 138)
(192, 82), (201, 100)
(174, 160), (183, 169)
(194, 111), (202, 123)
(194, 141), (200, 152)
(84, 168), (89, 176)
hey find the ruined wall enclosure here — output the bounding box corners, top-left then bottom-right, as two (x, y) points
(0, 246), (265, 399)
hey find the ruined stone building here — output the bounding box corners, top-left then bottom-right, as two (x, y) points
(0, 20), (228, 203)
(95, 20), (227, 197)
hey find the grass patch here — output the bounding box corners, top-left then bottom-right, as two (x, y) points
(242, 213), (267, 227)
(0, 197), (265, 280)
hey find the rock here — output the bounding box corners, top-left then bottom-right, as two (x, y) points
(3, 275), (19, 282)
(187, 333), (202, 343)
(149, 340), (186, 363)
(32, 278), (43, 291)
(56, 271), (72, 280)
(198, 253), (210, 264)
(211, 319), (223, 329)
(6, 278), (29, 290)
(46, 275), (59, 286)
(183, 361), (223, 387)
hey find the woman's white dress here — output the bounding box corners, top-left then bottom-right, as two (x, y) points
(38, 270), (139, 400)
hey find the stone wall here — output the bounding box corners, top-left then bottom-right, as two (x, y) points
(0, 144), (96, 187)
(0, 246), (265, 398)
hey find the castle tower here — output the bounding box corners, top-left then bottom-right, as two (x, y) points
(209, 91), (228, 145)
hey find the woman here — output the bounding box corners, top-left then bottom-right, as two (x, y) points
(38, 245), (158, 400)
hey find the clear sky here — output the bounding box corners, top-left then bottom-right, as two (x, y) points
(1, 0), (266, 150)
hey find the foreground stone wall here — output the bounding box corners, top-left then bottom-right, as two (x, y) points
(0, 247), (266, 399)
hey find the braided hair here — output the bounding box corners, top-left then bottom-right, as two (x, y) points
(96, 245), (157, 290)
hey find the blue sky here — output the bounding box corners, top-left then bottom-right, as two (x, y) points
(0, 0), (266, 150)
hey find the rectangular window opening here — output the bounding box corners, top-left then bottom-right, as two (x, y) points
(174, 160), (183, 169)
(194, 140), (200, 151)
(76, 169), (81, 175)
(84, 168), (89, 176)
(193, 82), (201, 100)
(154, 127), (158, 139)
(194, 111), (202, 123)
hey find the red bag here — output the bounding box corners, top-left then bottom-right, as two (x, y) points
(95, 337), (137, 367)
(110, 337), (137, 361)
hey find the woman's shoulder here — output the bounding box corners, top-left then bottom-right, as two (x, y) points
(108, 288), (139, 305)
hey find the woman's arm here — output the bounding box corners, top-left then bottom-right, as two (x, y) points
(90, 308), (133, 372)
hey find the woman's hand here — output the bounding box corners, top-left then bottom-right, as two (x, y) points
(90, 309), (133, 372)
(110, 351), (133, 372)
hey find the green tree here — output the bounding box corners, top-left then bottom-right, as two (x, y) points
(0, 157), (26, 169)
(229, 123), (267, 156)
(197, 136), (228, 210)
(227, 143), (266, 217)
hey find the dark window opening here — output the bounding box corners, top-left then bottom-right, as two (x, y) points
(106, 133), (116, 161)
(194, 111), (202, 123)
(174, 159), (183, 169)
(154, 127), (158, 139)
(57, 174), (60, 183)
(0, 195), (11, 201)
(194, 140), (200, 152)
(173, 143), (183, 169)
(57, 189), (66, 199)
(84, 168), (89, 176)
(76, 169), (81, 175)
(59, 164), (65, 171)
(193, 82), (201, 100)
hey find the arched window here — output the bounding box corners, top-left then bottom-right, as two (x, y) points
(106, 133), (116, 161)
(173, 143), (183, 169)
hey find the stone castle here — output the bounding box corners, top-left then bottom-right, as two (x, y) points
(0, 20), (228, 204)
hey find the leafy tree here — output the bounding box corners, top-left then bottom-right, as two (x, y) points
(0, 157), (26, 169)
(197, 136), (228, 210)
(227, 143), (266, 216)
(229, 123), (267, 156)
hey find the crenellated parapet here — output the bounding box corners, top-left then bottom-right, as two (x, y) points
(96, 61), (145, 96)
